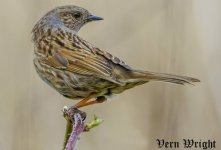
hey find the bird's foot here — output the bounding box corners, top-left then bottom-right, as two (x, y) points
(63, 106), (87, 123)
(62, 106), (103, 131)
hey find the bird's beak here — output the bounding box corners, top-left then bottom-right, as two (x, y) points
(86, 15), (103, 22)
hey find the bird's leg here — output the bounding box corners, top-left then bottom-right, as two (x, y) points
(74, 94), (97, 108)
(76, 96), (107, 108)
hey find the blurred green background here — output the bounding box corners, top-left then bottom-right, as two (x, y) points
(0, 0), (220, 150)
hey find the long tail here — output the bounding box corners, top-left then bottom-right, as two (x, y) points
(131, 70), (200, 85)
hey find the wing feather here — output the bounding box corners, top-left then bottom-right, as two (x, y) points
(41, 34), (131, 85)
(44, 48), (122, 84)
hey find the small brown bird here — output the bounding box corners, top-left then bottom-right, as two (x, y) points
(32, 5), (199, 108)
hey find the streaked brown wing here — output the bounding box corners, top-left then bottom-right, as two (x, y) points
(92, 47), (132, 70)
(45, 48), (123, 84)
(76, 36), (132, 70)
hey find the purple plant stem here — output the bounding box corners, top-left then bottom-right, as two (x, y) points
(65, 113), (85, 150)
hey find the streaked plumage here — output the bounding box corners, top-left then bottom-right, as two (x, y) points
(32, 5), (199, 103)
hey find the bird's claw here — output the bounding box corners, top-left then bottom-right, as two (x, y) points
(62, 106), (87, 123)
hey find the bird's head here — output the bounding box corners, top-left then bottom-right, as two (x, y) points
(37, 5), (103, 33)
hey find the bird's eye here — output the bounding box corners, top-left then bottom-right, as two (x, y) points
(73, 12), (81, 19)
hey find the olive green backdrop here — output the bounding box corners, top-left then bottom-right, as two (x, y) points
(0, 0), (220, 150)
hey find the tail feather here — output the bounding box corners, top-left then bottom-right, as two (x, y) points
(131, 70), (200, 85)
